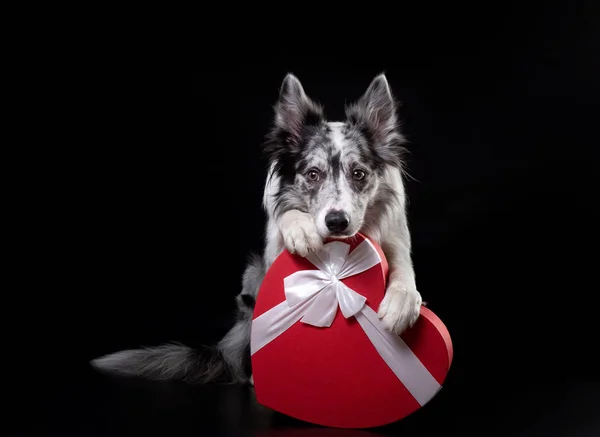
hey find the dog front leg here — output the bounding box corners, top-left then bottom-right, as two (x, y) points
(262, 171), (323, 266)
(248, 210), (322, 386)
(270, 209), (323, 259)
(377, 222), (422, 335)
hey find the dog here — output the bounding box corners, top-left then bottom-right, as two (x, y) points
(90, 73), (422, 385)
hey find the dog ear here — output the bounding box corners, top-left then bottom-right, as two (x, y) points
(345, 74), (406, 167)
(346, 73), (399, 143)
(274, 74), (324, 145)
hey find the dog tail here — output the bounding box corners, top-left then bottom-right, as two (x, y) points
(90, 253), (265, 385)
(89, 342), (246, 384)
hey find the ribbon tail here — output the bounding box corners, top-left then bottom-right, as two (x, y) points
(300, 285), (338, 327)
(250, 294), (317, 355)
(355, 305), (442, 406)
(336, 282), (366, 319)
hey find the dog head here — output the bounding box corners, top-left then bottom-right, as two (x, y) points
(264, 73), (406, 238)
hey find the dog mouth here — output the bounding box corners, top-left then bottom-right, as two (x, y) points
(325, 231), (358, 239)
(320, 225), (361, 240)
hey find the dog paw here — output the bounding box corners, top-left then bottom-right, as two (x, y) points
(280, 210), (323, 257)
(378, 283), (422, 335)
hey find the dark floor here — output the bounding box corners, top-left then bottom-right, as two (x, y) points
(8, 362), (600, 437)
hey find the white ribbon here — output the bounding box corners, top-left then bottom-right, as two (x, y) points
(251, 240), (442, 406)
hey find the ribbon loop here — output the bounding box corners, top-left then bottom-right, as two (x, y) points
(284, 270), (331, 307)
(305, 241), (351, 277)
(336, 239), (381, 280)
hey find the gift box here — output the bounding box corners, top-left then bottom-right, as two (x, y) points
(250, 233), (453, 429)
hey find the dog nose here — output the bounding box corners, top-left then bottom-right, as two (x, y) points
(325, 211), (349, 233)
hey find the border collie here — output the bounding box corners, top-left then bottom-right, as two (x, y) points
(91, 73), (422, 385)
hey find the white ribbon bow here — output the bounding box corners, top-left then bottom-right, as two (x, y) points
(251, 240), (441, 406)
(284, 240), (377, 327)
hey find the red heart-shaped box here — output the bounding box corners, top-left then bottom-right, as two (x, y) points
(251, 233), (453, 429)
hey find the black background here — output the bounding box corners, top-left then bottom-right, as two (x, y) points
(10, 1), (599, 436)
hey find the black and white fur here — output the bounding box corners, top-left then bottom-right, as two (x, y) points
(91, 73), (422, 385)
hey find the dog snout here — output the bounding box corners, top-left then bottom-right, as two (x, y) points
(325, 210), (349, 233)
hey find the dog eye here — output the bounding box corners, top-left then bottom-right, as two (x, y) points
(307, 169), (320, 181)
(352, 169), (366, 180)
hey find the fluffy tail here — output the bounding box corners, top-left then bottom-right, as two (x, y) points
(90, 343), (246, 384)
(90, 253), (265, 385)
